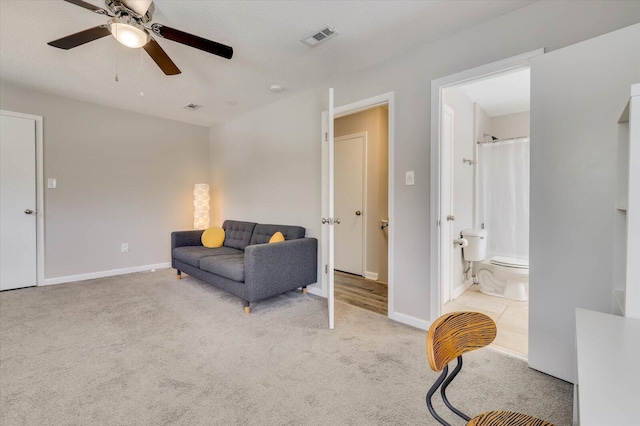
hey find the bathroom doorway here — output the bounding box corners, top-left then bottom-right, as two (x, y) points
(333, 105), (390, 316)
(437, 66), (532, 359)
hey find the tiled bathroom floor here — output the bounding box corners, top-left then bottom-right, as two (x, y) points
(442, 284), (528, 359)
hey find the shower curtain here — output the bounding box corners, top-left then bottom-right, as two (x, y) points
(478, 138), (530, 260)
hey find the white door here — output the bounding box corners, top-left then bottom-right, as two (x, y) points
(334, 134), (365, 275)
(1, 114), (37, 291)
(440, 105), (454, 304)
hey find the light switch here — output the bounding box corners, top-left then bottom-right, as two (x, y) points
(48, 178), (57, 189)
(405, 171), (415, 186)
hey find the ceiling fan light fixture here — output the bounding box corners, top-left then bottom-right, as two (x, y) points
(108, 18), (149, 48)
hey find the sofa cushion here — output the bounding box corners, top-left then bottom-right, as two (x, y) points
(250, 224), (306, 245)
(222, 220), (257, 250)
(269, 231), (285, 243)
(199, 254), (245, 282)
(201, 226), (225, 248)
(173, 246), (243, 268)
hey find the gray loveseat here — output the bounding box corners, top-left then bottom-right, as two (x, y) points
(171, 220), (317, 313)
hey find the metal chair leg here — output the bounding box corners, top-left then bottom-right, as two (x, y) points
(426, 366), (451, 426)
(441, 356), (471, 421)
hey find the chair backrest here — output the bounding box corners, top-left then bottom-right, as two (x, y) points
(427, 311), (497, 371)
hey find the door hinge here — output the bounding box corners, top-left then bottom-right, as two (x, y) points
(438, 219), (441, 227)
(325, 132), (328, 142)
(325, 264), (328, 273)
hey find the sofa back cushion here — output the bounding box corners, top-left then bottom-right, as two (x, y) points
(222, 220), (257, 250)
(250, 224), (306, 245)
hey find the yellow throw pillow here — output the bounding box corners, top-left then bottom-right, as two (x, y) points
(201, 226), (225, 248)
(269, 231), (285, 243)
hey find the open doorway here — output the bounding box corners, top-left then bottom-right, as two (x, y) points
(438, 66), (532, 359)
(333, 106), (389, 316)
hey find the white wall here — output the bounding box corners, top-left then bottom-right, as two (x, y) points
(443, 87), (475, 295)
(529, 23), (640, 382)
(0, 83), (210, 280)
(491, 112), (530, 139)
(208, 2), (640, 329)
(335, 107), (389, 283)
(209, 88), (326, 288)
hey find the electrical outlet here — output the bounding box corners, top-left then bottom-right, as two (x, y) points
(121, 243), (128, 253)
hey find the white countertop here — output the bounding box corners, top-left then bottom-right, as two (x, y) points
(575, 308), (640, 426)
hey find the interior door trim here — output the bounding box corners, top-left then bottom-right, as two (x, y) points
(428, 48), (544, 322)
(321, 91), (395, 322)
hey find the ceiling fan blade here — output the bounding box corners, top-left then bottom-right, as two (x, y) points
(143, 38), (181, 75)
(63, 0), (112, 15)
(47, 25), (111, 50)
(150, 23), (233, 60)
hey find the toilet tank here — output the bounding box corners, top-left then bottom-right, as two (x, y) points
(461, 228), (488, 261)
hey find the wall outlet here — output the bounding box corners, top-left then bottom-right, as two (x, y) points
(121, 243), (128, 253)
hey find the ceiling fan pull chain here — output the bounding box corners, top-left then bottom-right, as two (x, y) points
(114, 25), (119, 82)
(139, 47), (144, 96)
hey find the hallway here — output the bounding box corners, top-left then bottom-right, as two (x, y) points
(334, 271), (388, 316)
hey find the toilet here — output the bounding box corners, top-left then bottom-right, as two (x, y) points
(476, 256), (529, 301)
(461, 229), (529, 302)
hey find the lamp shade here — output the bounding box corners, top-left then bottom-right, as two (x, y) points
(193, 184), (210, 230)
(108, 17), (150, 49)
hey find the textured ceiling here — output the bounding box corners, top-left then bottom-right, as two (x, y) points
(0, 0), (535, 127)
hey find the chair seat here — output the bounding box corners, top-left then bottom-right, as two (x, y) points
(468, 410), (554, 426)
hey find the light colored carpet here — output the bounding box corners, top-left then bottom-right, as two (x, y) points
(0, 269), (572, 425)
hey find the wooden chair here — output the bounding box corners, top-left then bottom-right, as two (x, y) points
(426, 311), (554, 426)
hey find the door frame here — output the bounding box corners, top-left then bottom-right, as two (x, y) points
(334, 131), (367, 277)
(440, 104), (454, 305)
(428, 49), (543, 321)
(1, 110), (45, 287)
(321, 91), (395, 320)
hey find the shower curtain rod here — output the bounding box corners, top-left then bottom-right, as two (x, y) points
(476, 135), (529, 144)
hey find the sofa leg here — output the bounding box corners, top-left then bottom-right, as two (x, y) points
(243, 300), (251, 314)
(302, 286), (307, 294)
(176, 271), (181, 280)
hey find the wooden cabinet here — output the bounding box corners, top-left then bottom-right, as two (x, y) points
(613, 84), (640, 319)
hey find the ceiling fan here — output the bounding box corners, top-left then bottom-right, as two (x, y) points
(47, 0), (233, 75)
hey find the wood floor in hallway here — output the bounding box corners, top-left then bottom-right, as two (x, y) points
(334, 271), (388, 316)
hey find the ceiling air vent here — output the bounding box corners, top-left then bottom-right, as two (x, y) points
(184, 103), (202, 111)
(300, 25), (339, 48)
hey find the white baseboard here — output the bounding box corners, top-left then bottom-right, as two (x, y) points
(452, 280), (473, 299)
(391, 312), (431, 331)
(42, 262), (172, 286)
(364, 271), (378, 281)
(306, 285), (323, 297)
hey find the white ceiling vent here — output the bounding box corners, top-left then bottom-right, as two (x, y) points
(184, 103), (202, 111)
(300, 25), (339, 48)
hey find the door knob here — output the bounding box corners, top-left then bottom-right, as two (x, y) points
(24, 209), (35, 215)
(355, 211), (362, 216)
(447, 215), (455, 221)
(322, 218), (328, 224)
(335, 218), (341, 224)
